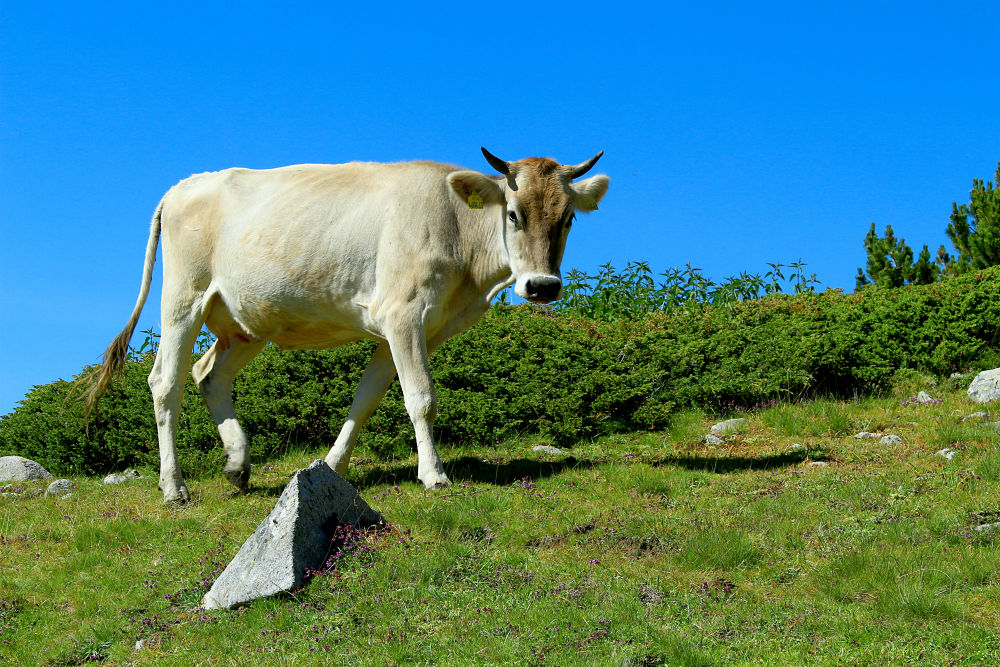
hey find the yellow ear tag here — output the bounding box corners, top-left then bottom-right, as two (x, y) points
(467, 193), (484, 209)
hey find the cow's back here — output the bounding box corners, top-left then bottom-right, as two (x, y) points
(158, 161), (465, 348)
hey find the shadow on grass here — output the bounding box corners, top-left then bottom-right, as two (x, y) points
(247, 448), (815, 496)
(653, 450), (812, 474)
(354, 455), (596, 489)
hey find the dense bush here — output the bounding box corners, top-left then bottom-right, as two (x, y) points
(3, 267), (1000, 476)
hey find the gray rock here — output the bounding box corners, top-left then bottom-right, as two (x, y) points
(710, 418), (746, 436)
(704, 434), (724, 445)
(974, 522), (1000, 534)
(61, 493), (73, 500)
(532, 445), (565, 455)
(962, 411), (989, 422)
(914, 391), (937, 404)
(880, 434), (903, 446)
(202, 460), (384, 610)
(854, 431), (881, 439)
(807, 461), (829, 467)
(951, 372), (968, 380)
(936, 448), (958, 460)
(103, 469), (141, 485)
(0, 456), (53, 482)
(46, 479), (75, 496)
(968, 369), (1000, 404)
(788, 443), (806, 452)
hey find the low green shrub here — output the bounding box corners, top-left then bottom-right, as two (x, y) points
(3, 267), (1000, 476)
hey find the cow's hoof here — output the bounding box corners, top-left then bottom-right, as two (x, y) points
(162, 484), (190, 504)
(224, 465), (250, 491)
(420, 472), (451, 490)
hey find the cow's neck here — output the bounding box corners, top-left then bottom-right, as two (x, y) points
(458, 204), (514, 302)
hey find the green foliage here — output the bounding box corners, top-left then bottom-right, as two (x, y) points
(856, 223), (941, 289)
(858, 161), (1000, 286)
(4, 267), (1000, 475)
(947, 162), (1000, 273)
(559, 260), (819, 320)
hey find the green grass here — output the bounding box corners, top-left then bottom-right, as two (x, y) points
(2, 387), (999, 665)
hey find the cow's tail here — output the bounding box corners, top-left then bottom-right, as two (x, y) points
(80, 200), (164, 421)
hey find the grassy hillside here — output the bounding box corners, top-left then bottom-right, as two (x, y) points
(1, 384), (998, 665)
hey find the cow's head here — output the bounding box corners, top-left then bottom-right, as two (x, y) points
(447, 148), (609, 303)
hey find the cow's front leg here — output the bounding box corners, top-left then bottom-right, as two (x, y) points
(385, 319), (450, 490)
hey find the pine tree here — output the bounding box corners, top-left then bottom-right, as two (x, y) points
(856, 223), (939, 289)
(945, 162), (1000, 272)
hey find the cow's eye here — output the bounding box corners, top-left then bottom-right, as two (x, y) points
(508, 211), (523, 230)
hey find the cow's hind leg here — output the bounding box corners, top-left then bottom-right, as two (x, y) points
(192, 336), (266, 491)
(325, 341), (396, 476)
(148, 314), (204, 503)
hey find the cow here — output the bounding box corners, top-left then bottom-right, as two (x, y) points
(84, 148), (610, 502)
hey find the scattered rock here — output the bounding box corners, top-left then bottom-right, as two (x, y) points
(880, 434), (903, 446)
(951, 372), (968, 380)
(46, 479), (75, 496)
(974, 522), (1000, 534)
(936, 448), (958, 460)
(788, 443), (806, 452)
(0, 456), (53, 482)
(968, 369), (1000, 404)
(103, 469), (141, 485)
(134, 639), (144, 651)
(61, 493), (73, 500)
(807, 461), (829, 467)
(962, 411), (989, 422)
(637, 584), (665, 605)
(532, 445), (564, 455)
(854, 432), (881, 439)
(914, 391), (937, 404)
(704, 434), (724, 445)
(710, 418), (746, 436)
(202, 460), (384, 610)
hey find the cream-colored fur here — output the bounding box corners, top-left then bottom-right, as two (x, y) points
(87, 150), (608, 502)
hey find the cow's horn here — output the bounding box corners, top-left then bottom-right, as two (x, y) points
(568, 151), (604, 179)
(481, 147), (510, 176)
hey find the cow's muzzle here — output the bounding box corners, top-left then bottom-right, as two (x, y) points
(524, 275), (562, 304)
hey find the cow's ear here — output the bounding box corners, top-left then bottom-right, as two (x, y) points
(569, 174), (610, 212)
(447, 171), (504, 207)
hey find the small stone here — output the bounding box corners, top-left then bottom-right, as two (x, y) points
(704, 434), (724, 445)
(61, 493), (73, 500)
(854, 432), (881, 439)
(951, 372), (967, 380)
(962, 412), (989, 422)
(46, 479), (75, 496)
(710, 418), (746, 436)
(532, 445), (564, 455)
(936, 448), (958, 460)
(202, 460), (384, 610)
(880, 434), (903, 446)
(974, 522), (1000, 534)
(135, 639), (144, 650)
(0, 456), (53, 482)
(637, 584), (665, 605)
(968, 369), (1000, 404)
(788, 443), (806, 452)
(103, 469), (141, 485)
(914, 391), (936, 404)
(807, 461), (828, 467)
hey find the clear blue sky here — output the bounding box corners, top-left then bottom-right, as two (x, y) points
(2, 1), (998, 416)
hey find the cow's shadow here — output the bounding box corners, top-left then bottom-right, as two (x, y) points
(248, 447), (813, 496)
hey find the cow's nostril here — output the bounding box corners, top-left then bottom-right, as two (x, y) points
(525, 276), (562, 303)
